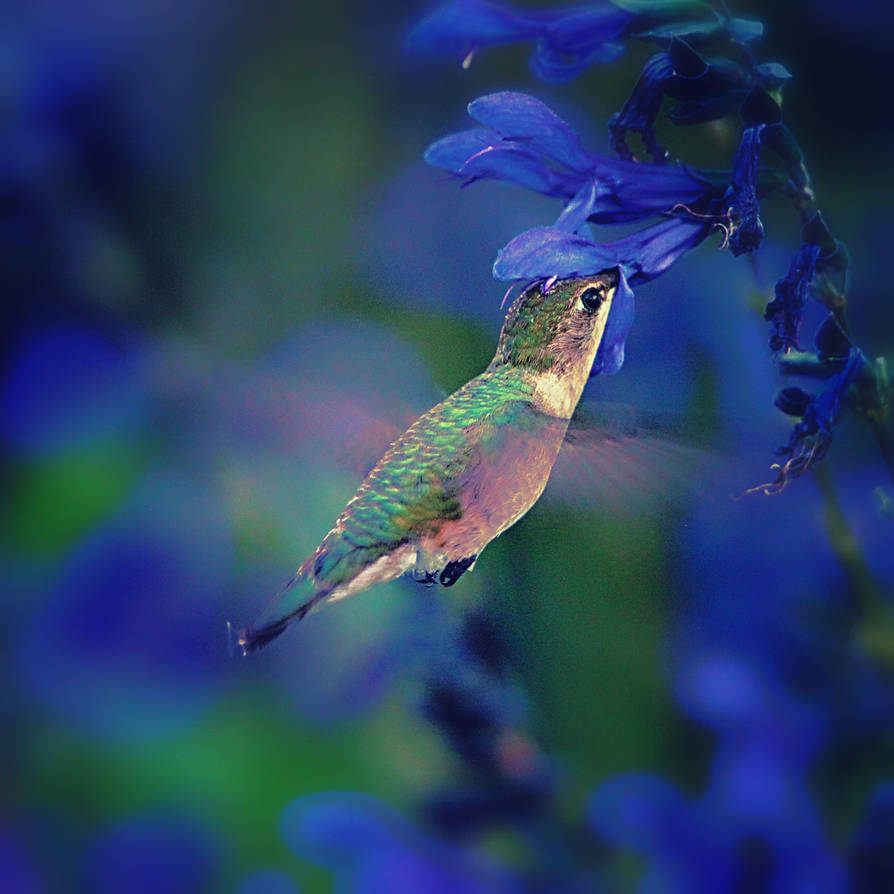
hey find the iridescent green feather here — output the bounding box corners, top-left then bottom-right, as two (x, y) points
(309, 369), (535, 586)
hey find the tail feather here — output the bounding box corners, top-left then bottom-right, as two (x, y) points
(228, 578), (332, 657)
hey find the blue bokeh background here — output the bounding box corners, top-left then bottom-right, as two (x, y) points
(4, 1), (894, 890)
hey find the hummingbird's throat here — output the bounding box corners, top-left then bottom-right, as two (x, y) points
(523, 278), (617, 419)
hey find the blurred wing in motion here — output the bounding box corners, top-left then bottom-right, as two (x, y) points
(544, 401), (726, 517)
(147, 322), (442, 476)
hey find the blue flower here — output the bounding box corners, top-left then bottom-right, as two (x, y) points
(757, 347), (867, 493)
(236, 870), (300, 894)
(16, 469), (232, 740)
(0, 826), (42, 894)
(0, 326), (149, 458)
(662, 39), (751, 127)
(280, 792), (521, 893)
(764, 242), (821, 352)
(83, 812), (219, 894)
(427, 92), (714, 378)
(493, 216), (710, 284)
(589, 656), (845, 892)
(425, 92), (710, 224)
(726, 124), (765, 256)
(608, 51), (674, 161)
(407, 0), (633, 82)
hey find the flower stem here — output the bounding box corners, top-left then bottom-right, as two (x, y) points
(868, 413), (894, 492)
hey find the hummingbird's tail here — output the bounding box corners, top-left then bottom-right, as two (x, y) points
(228, 576), (332, 657)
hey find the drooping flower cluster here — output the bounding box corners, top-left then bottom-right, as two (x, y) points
(411, 0), (889, 491)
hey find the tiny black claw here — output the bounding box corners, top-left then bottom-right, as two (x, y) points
(439, 554), (477, 588)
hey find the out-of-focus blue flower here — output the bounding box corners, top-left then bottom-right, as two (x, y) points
(236, 869), (301, 894)
(418, 610), (556, 841)
(764, 243), (821, 352)
(425, 92), (710, 224)
(726, 124), (765, 256)
(0, 826), (42, 894)
(591, 654), (845, 892)
(849, 783), (894, 894)
(407, 0), (633, 82)
(17, 470), (232, 740)
(675, 459), (851, 693)
(0, 326), (148, 457)
(83, 812), (218, 894)
(280, 792), (521, 893)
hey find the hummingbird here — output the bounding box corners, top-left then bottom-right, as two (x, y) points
(232, 271), (622, 655)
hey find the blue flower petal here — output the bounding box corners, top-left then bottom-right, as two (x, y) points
(493, 226), (617, 280)
(592, 267), (635, 375)
(727, 17), (763, 43)
(530, 38), (626, 83)
(622, 216), (709, 281)
(460, 144), (569, 195)
(606, 160), (707, 221)
(427, 93), (711, 228)
(554, 179), (605, 232)
(406, 0), (536, 56)
(468, 92), (594, 172)
(423, 128), (497, 172)
(494, 217), (708, 282)
(608, 52), (675, 160)
(541, 4), (632, 52)
(727, 124), (765, 256)
(408, 0), (633, 82)
(764, 242), (821, 352)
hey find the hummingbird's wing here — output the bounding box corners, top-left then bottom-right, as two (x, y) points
(307, 373), (560, 585)
(543, 401), (723, 516)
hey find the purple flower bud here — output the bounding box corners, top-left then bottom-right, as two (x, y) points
(608, 52), (675, 161)
(726, 124), (765, 256)
(764, 242), (821, 352)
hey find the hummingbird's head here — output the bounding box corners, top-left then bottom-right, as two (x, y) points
(490, 271), (619, 379)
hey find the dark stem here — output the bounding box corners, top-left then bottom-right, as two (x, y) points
(868, 413), (894, 492)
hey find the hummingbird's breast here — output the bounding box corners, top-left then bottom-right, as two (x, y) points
(413, 370), (572, 571)
(303, 368), (573, 587)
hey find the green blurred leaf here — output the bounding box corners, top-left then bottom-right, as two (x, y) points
(3, 443), (145, 554)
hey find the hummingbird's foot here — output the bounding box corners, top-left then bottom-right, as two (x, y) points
(439, 554), (477, 587)
(413, 569), (440, 586)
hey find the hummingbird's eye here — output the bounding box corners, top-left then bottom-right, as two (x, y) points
(579, 286), (604, 312)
